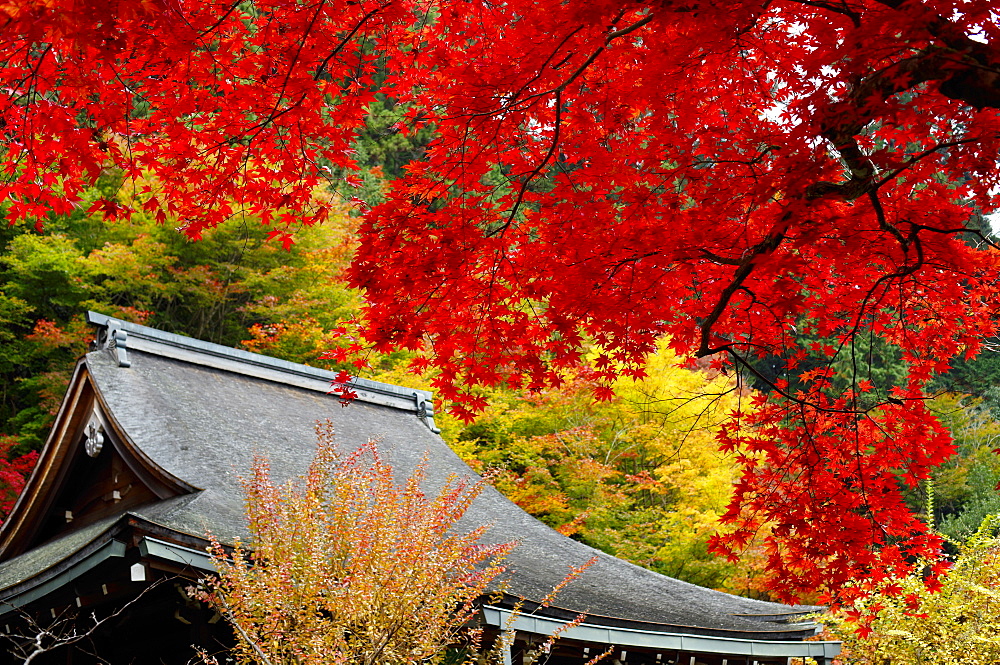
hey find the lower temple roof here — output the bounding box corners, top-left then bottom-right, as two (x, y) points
(0, 313), (839, 659)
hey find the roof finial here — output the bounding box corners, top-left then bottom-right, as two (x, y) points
(107, 325), (130, 368)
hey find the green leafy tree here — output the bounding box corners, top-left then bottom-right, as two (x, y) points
(926, 396), (1000, 541)
(0, 193), (363, 455)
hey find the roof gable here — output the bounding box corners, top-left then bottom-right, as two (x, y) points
(0, 364), (192, 559)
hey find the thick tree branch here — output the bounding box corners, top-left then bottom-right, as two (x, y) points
(807, 45), (1000, 202)
(798, 0), (1000, 202)
(696, 228), (786, 357)
(462, 11), (655, 120)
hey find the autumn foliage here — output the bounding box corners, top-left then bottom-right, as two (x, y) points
(5, 0), (1000, 598)
(0, 435), (37, 519)
(819, 516), (1000, 664)
(444, 342), (761, 593)
(199, 425), (513, 665)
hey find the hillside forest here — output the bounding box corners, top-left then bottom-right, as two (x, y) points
(1, 169), (999, 604)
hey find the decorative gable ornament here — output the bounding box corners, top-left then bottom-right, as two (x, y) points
(84, 420), (104, 458)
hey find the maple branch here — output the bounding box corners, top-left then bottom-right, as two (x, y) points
(4, 43), (52, 108)
(314, 5), (386, 81)
(504, 26), (585, 106)
(846, 0), (1000, 109)
(493, 90), (564, 235)
(805, 1), (1000, 200)
(603, 13), (655, 43)
(725, 349), (873, 417)
(459, 11), (654, 122)
(204, 0), (383, 169)
(691, 145), (778, 170)
(696, 249), (742, 266)
(873, 135), (996, 190)
(847, 232), (924, 356)
(807, 52), (995, 201)
(476, 12), (657, 236)
(786, 0), (861, 27)
(903, 219), (1000, 250)
(549, 14), (655, 97)
(701, 195), (938, 421)
(3, 42), (53, 173)
(596, 251), (664, 284)
(696, 228), (786, 358)
(197, 0), (245, 36)
(868, 190), (906, 249)
(874, 0), (998, 70)
(806, 134), (876, 201)
(264, 0), (328, 127)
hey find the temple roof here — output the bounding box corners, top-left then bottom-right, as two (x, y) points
(0, 313), (838, 656)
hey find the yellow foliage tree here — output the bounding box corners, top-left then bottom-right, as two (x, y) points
(199, 424), (514, 665)
(438, 341), (759, 592)
(818, 516), (1000, 665)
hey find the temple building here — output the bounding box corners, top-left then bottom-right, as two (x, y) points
(0, 313), (839, 664)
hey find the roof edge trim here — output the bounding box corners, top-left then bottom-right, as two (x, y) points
(138, 537), (214, 572)
(482, 606), (840, 658)
(0, 360), (90, 558)
(0, 539), (126, 617)
(86, 312), (440, 432)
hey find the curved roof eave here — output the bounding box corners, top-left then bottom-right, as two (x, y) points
(482, 606), (839, 660)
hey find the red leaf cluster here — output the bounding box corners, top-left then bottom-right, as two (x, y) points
(0, 436), (38, 522)
(711, 391), (955, 602)
(347, 0), (1000, 599)
(0, 0), (411, 234)
(4, 0), (1000, 598)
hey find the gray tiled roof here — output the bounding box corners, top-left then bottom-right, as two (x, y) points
(2, 316), (820, 641)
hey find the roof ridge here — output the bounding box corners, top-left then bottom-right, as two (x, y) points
(85, 311), (440, 432)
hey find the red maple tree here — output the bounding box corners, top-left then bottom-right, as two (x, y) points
(3, 0), (1000, 599)
(0, 436), (38, 521)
